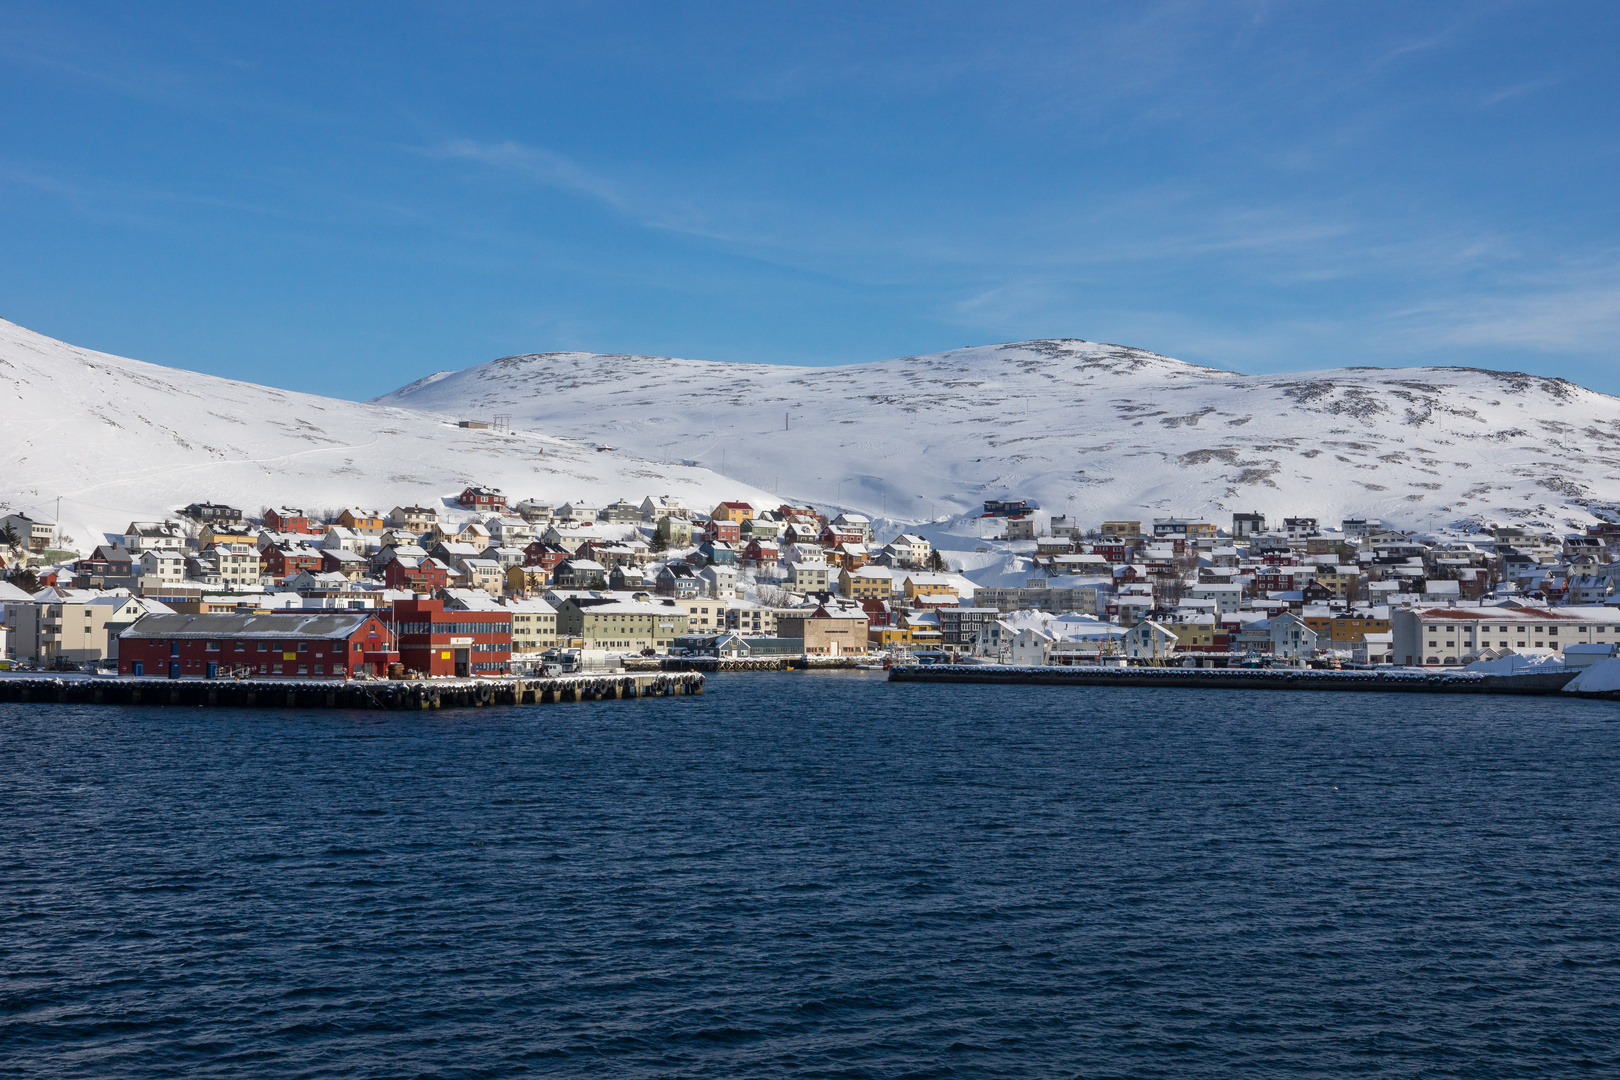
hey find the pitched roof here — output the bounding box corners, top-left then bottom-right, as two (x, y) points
(121, 611), (380, 639)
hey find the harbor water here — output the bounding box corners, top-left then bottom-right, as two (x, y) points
(3, 670), (1618, 1077)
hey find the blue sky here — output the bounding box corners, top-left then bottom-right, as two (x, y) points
(3, 1), (1618, 399)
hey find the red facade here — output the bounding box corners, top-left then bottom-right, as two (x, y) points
(705, 521), (741, 544)
(523, 541), (571, 571)
(458, 487), (506, 509)
(261, 544), (321, 580)
(263, 509), (320, 534)
(392, 598), (512, 677)
(384, 558), (449, 593)
(820, 526), (863, 548)
(119, 616), (396, 679)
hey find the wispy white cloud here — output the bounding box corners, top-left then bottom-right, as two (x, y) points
(1384, 267), (1620, 355)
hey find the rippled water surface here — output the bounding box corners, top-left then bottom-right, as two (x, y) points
(3, 671), (1620, 1077)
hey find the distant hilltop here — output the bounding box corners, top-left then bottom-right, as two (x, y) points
(375, 339), (1620, 533)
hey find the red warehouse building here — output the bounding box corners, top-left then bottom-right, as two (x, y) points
(118, 612), (397, 679)
(392, 598), (512, 677)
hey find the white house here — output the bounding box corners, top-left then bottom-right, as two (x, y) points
(557, 503), (600, 523)
(831, 512), (873, 542)
(2, 513), (55, 552)
(1123, 620), (1177, 661)
(322, 526), (368, 554)
(485, 516), (534, 546)
(699, 563), (738, 599)
(387, 505), (439, 532)
(136, 549), (186, 586)
(789, 562), (829, 593)
(640, 496), (687, 521)
(122, 520), (185, 554)
(1189, 582), (1244, 615)
(1268, 612), (1318, 660)
(884, 534), (932, 568)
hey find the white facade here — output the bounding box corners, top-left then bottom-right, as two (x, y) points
(1268, 613), (1318, 659)
(1392, 607), (1620, 667)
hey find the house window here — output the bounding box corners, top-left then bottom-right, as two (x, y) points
(297, 643), (308, 653)
(297, 665), (308, 674)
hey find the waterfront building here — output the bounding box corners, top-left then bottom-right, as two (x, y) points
(118, 611), (397, 679)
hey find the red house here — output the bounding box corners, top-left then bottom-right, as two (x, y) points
(392, 597), (512, 677)
(458, 486), (506, 510)
(742, 539), (780, 565)
(820, 525), (863, 548)
(384, 556), (450, 594)
(262, 507), (320, 535)
(522, 541), (571, 571)
(118, 611), (397, 679)
(260, 544), (322, 580)
(1090, 542), (1136, 564)
(704, 520), (741, 544)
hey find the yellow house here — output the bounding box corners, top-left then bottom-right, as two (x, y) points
(710, 501), (756, 523)
(1330, 611), (1391, 643)
(840, 566), (893, 599)
(901, 573), (958, 603)
(870, 625), (911, 648)
(1102, 520), (1142, 538)
(200, 525), (258, 548)
(1167, 621), (1217, 649)
(1313, 567), (1361, 600)
(505, 565), (549, 597)
(337, 508), (386, 534)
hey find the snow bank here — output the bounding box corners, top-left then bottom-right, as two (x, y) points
(1563, 657), (1620, 693)
(1465, 650), (1564, 675)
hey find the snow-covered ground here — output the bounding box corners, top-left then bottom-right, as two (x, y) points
(376, 339), (1620, 536)
(10, 315), (1620, 558)
(0, 319), (774, 548)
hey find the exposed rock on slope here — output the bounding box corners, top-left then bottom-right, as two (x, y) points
(376, 340), (1620, 531)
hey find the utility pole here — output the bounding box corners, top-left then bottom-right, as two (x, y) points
(55, 496), (60, 549)
(785, 412), (789, 431)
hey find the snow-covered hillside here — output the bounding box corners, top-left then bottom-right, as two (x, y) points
(375, 340), (1620, 534)
(0, 319), (773, 548)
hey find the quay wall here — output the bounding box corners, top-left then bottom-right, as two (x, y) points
(0, 672), (704, 711)
(888, 664), (1586, 696)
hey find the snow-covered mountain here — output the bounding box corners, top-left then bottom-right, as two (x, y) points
(0, 319), (773, 548)
(375, 340), (1620, 534)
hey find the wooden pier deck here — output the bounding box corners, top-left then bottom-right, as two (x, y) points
(0, 671), (704, 710)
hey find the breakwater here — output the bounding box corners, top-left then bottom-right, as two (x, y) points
(889, 664), (1588, 696)
(0, 672), (703, 710)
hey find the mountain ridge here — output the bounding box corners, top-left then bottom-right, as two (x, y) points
(0, 318), (775, 548)
(374, 338), (1620, 533)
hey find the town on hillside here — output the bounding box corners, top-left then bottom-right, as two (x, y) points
(5, 490), (1620, 678)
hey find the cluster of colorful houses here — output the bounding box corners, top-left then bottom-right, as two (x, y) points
(5, 494), (1620, 676)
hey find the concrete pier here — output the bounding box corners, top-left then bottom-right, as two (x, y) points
(0, 672), (704, 711)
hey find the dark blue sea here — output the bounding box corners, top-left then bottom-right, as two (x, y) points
(3, 671), (1619, 1078)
